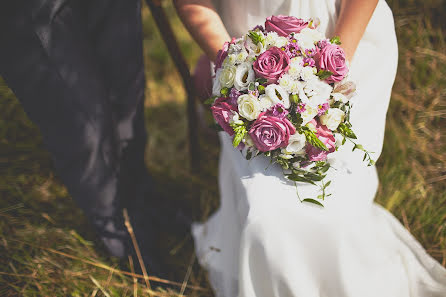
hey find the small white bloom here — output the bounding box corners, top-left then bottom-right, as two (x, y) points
(300, 66), (317, 81)
(288, 57), (304, 78)
(295, 31), (316, 51)
(237, 93), (261, 121)
(300, 105), (318, 124)
(278, 74), (294, 93)
(289, 80), (302, 94)
(284, 133), (307, 154)
(303, 79), (333, 108)
(236, 49), (249, 64)
(228, 38), (244, 54)
(229, 111), (244, 125)
(264, 32), (287, 49)
(265, 84), (290, 108)
(223, 54), (237, 67)
(219, 65), (237, 88)
(320, 108), (345, 130)
(275, 36), (288, 48)
(234, 62), (255, 91)
(258, 94), (275, 111)
(212, 69), (222, 96)
(300, 28), (324, 43)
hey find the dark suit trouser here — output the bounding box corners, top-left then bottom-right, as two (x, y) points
(0, 0), (153, 257)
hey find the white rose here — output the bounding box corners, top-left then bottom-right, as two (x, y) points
(303, 79), (333, 108)
(265, 84), (290, 108)
(212, 69), (222, 96)
(234, 62), (255, 91)
(300, 105), (318, 124)
(320, 108), (345, 130)
(278, 74), (294, 93)
(300, 28), (324, 43)
(219, 66), (237, 88)
(284, 133), (307, 154)
(237, 94), (261, 121)
(296, 32), (316, 51)
(223, 54), (237, 67)
(300, 66), (317, 81)
(259, 94), (275, 111)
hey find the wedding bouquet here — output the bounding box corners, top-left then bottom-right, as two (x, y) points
(207, 15), (373, 206)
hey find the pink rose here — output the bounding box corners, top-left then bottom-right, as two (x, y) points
(248, 112), (296, 152)
(314, 43), (348, 83)
(253, 47), (290, 84)
(265, 15), (309, 37)
(306, 119), (336, 161)
(211, 97), (237, 136)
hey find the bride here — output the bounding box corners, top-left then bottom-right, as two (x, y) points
(174, 0), (446, 296)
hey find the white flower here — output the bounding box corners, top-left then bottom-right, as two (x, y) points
(303, 79), (333, 108)
(245, 33), (266, 55)
(243, 134), (255, 147)
(219, 66), (237, 88)
(229, 111), (244, 125)
(300, 105), (318, 124)
(235, 49), (249, 64)
(296, 28), (324, 51)
(331, 92), (349, 103)
(300, 66), (317, 81)
(265, 84), (290, 108)
(237, 94), (261, 121)
(264, 32), (287, 49)
(279, 152), (294, 159)
(278, 74), (294, 93)
(223, 54), (237, 67)
(259, 94), (275, 111)
(234, 62), (255, 91)
(289, 80), (302, 94)
(320, 108), (345, 130)
(288, 57), (303, 78)
(284, 133), (307, 154)
(212, 69), (222, 96)
(228, 38), (244, 54)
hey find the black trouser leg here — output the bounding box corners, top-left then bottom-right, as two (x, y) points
(0, 0), (155, 259)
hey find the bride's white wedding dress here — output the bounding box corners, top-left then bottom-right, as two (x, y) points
(192, 0), (446, 296)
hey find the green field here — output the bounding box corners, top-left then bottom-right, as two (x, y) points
(0, 0), (445, 296)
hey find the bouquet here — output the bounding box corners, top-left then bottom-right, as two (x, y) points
(207, 15), (373, 206)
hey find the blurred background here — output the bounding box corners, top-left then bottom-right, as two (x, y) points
(0, 0), (445, 296)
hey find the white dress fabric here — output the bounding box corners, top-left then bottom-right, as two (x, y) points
(192, 0), (446, 296)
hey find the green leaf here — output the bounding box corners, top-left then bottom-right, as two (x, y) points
(324, 180), (332, 189)
(337, 123), (357, 139)
(302, 198), (324, 207)
(290, 94), (299, 104)
(304, 172), (326, 181)
(204, 96), (217, 106)
(330, 36), (342, 45)
(316, 70), (333, 80)
(286, 174), (316, 185)
(255, 78), (268, 84)
(220, 87), (230, 97)
(248, 31), (265, 45)
(258, 85), (265, 94)
(302, 127), (328, 151)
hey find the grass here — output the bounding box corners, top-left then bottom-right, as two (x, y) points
(0, 0), (445, 296)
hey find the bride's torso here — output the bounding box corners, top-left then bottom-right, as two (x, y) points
(213, 0), (399, 164)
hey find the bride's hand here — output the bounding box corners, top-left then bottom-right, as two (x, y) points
(174, 0), (231, 62)
(333, 0), (379, 62)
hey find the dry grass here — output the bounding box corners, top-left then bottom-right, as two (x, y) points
(0, 0), (445, 296)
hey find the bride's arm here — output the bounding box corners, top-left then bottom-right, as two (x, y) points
(173, 0), (230, 61)
(333, 0), (379, 62)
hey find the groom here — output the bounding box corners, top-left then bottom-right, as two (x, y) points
(0, 0), (182, 276)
